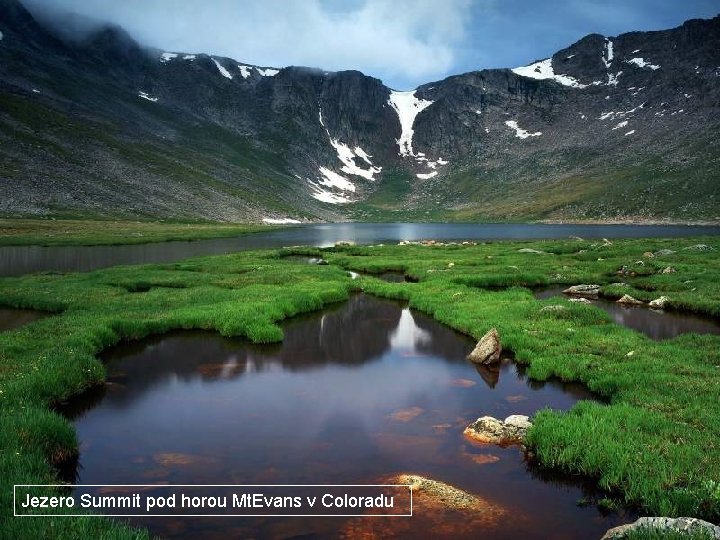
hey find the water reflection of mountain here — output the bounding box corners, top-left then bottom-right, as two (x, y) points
(69, 295), (421, 408)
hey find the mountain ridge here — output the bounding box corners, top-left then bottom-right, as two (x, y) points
(1, 0), (718, 223)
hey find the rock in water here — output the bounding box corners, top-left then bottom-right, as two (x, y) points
(649, 296), (670, 309)
(563, 284), (601, 297)
(617, 294), (644, 305)
(601, 517), (720, 539)
(464, 415), (532, 445)
(467, 328), (501, 365)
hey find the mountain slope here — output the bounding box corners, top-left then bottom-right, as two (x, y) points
(0, 0), (718, 222)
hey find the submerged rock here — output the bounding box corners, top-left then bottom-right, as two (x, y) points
(467, 328), (501, 365)
(617, 294), (644, 305)
(564, 284), (601, 297)
(649, 296), (670, 309)
(601, 517), (720, 539)
(464, 414), (532, 446)
(340, 474), (505, 537)
(397, 474), (494, 511)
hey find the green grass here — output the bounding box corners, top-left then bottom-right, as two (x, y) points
(0, 219), (283, 246)
(0, 236), (719, 537)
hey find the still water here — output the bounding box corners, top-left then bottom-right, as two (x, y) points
(535, 286), (720, 340)
(0, 307), (49, 332)
(3, 222), (719, 276)
(61, 295), (633, 539)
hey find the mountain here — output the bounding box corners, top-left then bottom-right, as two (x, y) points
(1, 0), (718, 223)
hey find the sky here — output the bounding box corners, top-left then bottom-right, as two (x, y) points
(21, 0), (720, 90)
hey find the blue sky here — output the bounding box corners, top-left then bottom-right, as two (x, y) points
(23, 0), (720, 90)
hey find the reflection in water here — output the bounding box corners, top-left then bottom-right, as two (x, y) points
(61, 295), (630, 539)
(3, 222), (719, 276)
(0, 308), (50, 332)
(535, 286), (720, 340)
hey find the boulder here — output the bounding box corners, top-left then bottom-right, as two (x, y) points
(563, 284), (601, 297)
(467, 328), (501, 365)
(653, 249), (677, 256)
(334, 240), (356, 247)
(464, 414), (532, 446)
(617, 294), (644, 305)
(569, 297), (592, 304)
(518, 248), (546, 254)
(661, 266), (676, 274)
(649, 296), (670, 309)
(642, 251), (655, 258)
(601, 517), (720, 540)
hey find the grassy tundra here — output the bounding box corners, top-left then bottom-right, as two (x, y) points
(0, 236), (718, 538)
(0, 218), (276, 246)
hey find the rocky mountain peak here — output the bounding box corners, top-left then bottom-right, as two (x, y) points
(1, 0), (718, 222)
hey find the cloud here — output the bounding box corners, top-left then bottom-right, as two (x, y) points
(21, 0), (472, 89)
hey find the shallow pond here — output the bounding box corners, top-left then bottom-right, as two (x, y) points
(61, 295), (634, 539)
(3, 222), (719, 276)
(535, 286), (720, 340)
(0, 307), (49, 332)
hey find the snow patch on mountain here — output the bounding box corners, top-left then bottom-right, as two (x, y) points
(238, 65), (251, 78)
(612, 120), (628, 130)
(318, 108), (381, 181)
(138, 91), (158, 102)
(263, 218), (302, 224)
(505, 120), (542, 139)
(387, 90), (434, 156)
(211, 58), (233, 79)
(607, 71), (622, 86)
(511, 58), (587, 88)
(160, 52), (177, 63)
(183, 54), (196, 60)
(417, 171), (438, 179)
(308, 174), (353, 204)
(602, 39), (614, 68)
(329, 139), (381, 180)
(256, 67), (279, 77)
(599, 102), (645, 121)
(318, 167), (356, 192)
(627, 57), (660, 70)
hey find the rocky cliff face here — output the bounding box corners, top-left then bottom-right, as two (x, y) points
(1, 0), (718, 222)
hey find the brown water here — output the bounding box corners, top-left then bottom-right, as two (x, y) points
(3, 222), (719, 277)
(0, 307), (49, 332)
(535, 286), (720, 340)
(61, 295), (633, 539)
